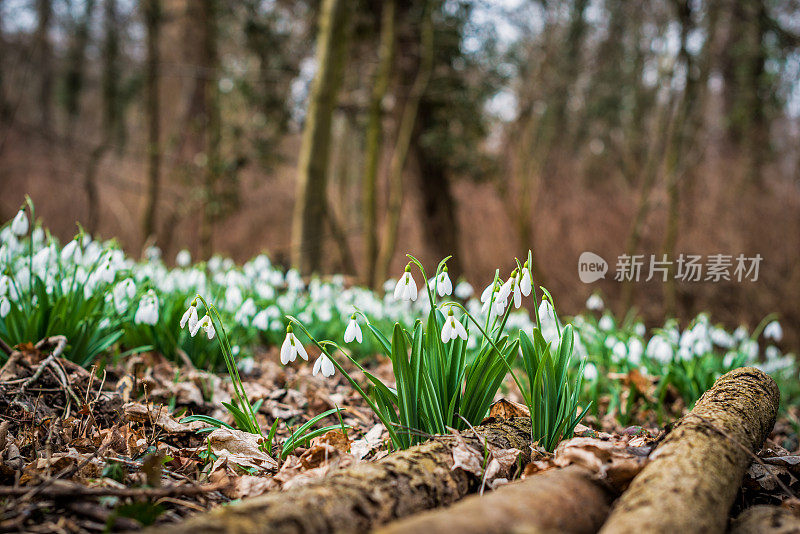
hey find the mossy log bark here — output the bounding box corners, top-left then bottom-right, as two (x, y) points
(600, 367), (779, 534)
(730, 505), (800, 534)
(156, 417), (532, 534)
(375, 464), (615, 534)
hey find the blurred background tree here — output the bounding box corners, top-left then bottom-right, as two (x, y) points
(1, 0), (799, 346)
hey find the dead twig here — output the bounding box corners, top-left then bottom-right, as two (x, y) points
(0, 480), (229, 498)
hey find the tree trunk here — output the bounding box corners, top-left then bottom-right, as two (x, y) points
(375, 2), (434, 285)
(35, 0), (53, 131)
(730, 505), (800, 534)
(362, 0), (395, 287)
(63, 0), (95, 127)
(661, 0), (698, 318)
(141, 0), (162, 244)
(291, 0), (349, 273)
(411, 106), (461, 275)
(198, 0), (220, 260)
(101, 0), (120, 145)
(154, 417), (533, 534)
(377, 465), (614, 534)
(599, 367), (779, 534)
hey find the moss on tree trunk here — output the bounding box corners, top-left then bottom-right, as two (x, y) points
(730, 505), (800, 534)
(155, 417), (532, 534)
(600, 367), (779, 534)
(375, 464), (615, 534)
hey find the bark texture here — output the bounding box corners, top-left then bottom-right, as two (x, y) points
(156, 417), (532, 534)
(600, 367), (779, 534)
(730, 505), (800, 534)
(376, 464), (614, 534)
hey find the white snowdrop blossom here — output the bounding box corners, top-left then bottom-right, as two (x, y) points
(252, 309), (270, 330)
(0, 296), (10, 318)
(313, 353), (335, 378)
(598, 315), (614, 331)
(191, 314), (216, 339)
(586, 294), (604, 311)
(10, 209), (28, 236)
(61, 239), (80, 263)
(512, 273), (522, 309)
(454, 281), (473, 299)
(647, 336), (673, 364)
(180, 300), (199, 331)
(134, 291), (159, 325)
(113, 279), (136, 313)
(280, 325), (308, 364)
(437, 267), (452, 297)
(583, 362), (598, 381)
(176, 249), (191, 267)
(764, 321), (783, 342)
(441, 308), (467, 343)
(520, 263), (532, 297)
(393, 265), (418, 302)
(344, 314), (362, 343)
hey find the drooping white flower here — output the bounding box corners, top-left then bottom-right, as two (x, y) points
(586, 294), (604, 311)
(61, 239), (80, 263)
(512, 274), (522, 309)
(519, 263), (532, 297)
(480, 280), (496, 303)
(441, 308), (467, 343)
(280, 325), (308, 364)
(0, 296), (10, 318)
(583, 362), (598, 381)
(598, 315), (614, 331)
(498, 270), (516, 302)
(192, 314), (215, 339)
(10, 209), (28, 236)
(393, 265), (418, 302)
(180, 300), (199, 331)
(313, 353), (335, 378)
(113, 279), (137, 313)
(176, 249), (192, 267)
(764, 321), (783, 342)
(252, 309), (270, 330)
(454, 281), (473, 299)
(344, 314), (362, 343)
(437, 266), (452, 297)
(134, 291), (159, 325)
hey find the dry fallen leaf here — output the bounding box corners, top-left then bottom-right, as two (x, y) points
(488, 399), (530, 420)
(123, 402), (205, 433)
(206, 427), (277, 471)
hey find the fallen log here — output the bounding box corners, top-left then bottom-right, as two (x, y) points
(375, 464), (615, 534)
(154, 417), (532, 534)
(600, 367), (779, 534)
(730, 504), (800, 534)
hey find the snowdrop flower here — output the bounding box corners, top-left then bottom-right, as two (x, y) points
(520, 262), (532, 297)
(176, 249), (191, 267)
(280, 325), (308, 364)
(313, 353), (335, 378)
(238, 356), (255, 374)
(191, 314), (216, 339)
(441, 308), (468, 343)
(512, 273), (522, 309)
(498, 270), (516, 302)
(252, 309), (270, 330)
(612, 341), (627, 361)
(634, 322), (646, 337)
(480, 280), (496, 303)
(180, 300), (199, 331)
(113, 279), (136, 313)
(586, 294), (604, 311)
(393, 265), (418, 302)
(598, 315), (613, 331)
(344, 314), (362, 343)
(628, 337), (644, 365)
(10, 209), (28, 236)
(765, 345), (781, 361)
(647, 336), (673, 364)
(134, 291), (159, 325)
(437, 266), (452, 297)
(454, 281), (473, 299)
(583, 362), (598, 381)
(0, 296), (10, 318)
(481, 282), (506, 316)
(61, 239), (80, 263)
(145, 246), (162, 262)
(764, 321), (783, 342)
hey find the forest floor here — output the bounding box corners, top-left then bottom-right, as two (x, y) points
(0, 342), (799, 532)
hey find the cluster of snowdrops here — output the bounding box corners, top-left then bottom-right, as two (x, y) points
(1, 200), (797, 450)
